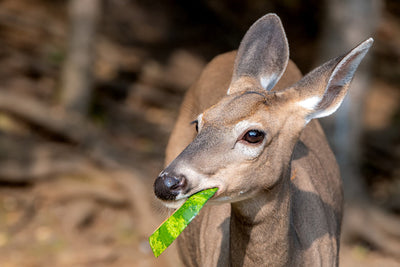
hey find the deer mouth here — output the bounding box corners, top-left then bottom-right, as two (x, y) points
(154, 169), (225, 208)
(159, 187), (222, 209)
(162, 198), (186, 209)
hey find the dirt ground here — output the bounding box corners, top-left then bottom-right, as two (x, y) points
(0, 0), (399, 266)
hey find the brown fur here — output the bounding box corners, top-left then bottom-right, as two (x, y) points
(166, 52), (341, 266)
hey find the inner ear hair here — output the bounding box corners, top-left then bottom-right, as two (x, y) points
(228, 14), (289, 95)
(292, 38), (373, 122)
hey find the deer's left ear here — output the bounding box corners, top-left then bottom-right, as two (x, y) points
(282, 38), (373, 124)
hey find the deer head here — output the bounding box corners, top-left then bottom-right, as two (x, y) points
(154, 14), (373, 208)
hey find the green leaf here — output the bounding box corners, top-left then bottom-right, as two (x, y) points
(149, 188), (218, 258)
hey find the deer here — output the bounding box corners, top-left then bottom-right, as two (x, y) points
(153, 13), (373, 266)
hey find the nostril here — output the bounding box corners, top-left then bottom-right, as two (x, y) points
(164, 176), (180, 190)
(173, 176), (187, 191)
(154, 173), (187, 201)
(164, 175), (187, 191)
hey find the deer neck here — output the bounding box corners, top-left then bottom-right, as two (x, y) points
(229, 171), (292, 267)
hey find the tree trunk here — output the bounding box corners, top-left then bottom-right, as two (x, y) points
(60, 0), (101, 115)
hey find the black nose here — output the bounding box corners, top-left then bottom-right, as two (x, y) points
(154, 173), (187, 201)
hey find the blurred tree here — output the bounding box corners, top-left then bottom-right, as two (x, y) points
(319, 0), (400, 256)
(60, 0), (101, 115)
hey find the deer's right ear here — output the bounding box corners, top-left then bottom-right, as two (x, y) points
(283, 38), (373, 124)
(228, 13), (289, 95)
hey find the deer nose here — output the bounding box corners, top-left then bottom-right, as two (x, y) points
(154, 173), (187, 201)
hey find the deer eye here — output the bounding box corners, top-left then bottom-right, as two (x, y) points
(242, 130), (265, 144)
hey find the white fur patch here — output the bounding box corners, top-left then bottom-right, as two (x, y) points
(298, 96), (321, 110)
(298, 97), (322, 124)
(163, 199), (185, 209)
(302, 97), (343, 124)
(235, 142), (264, 158)
(197, 113), (204, 131)
(260, 74), (277, 91)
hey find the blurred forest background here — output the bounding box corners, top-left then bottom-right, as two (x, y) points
(0, 0), (399, 266)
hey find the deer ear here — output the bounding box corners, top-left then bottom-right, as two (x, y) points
(290, 38), (373, 124)
(228, 13), (289, 95)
